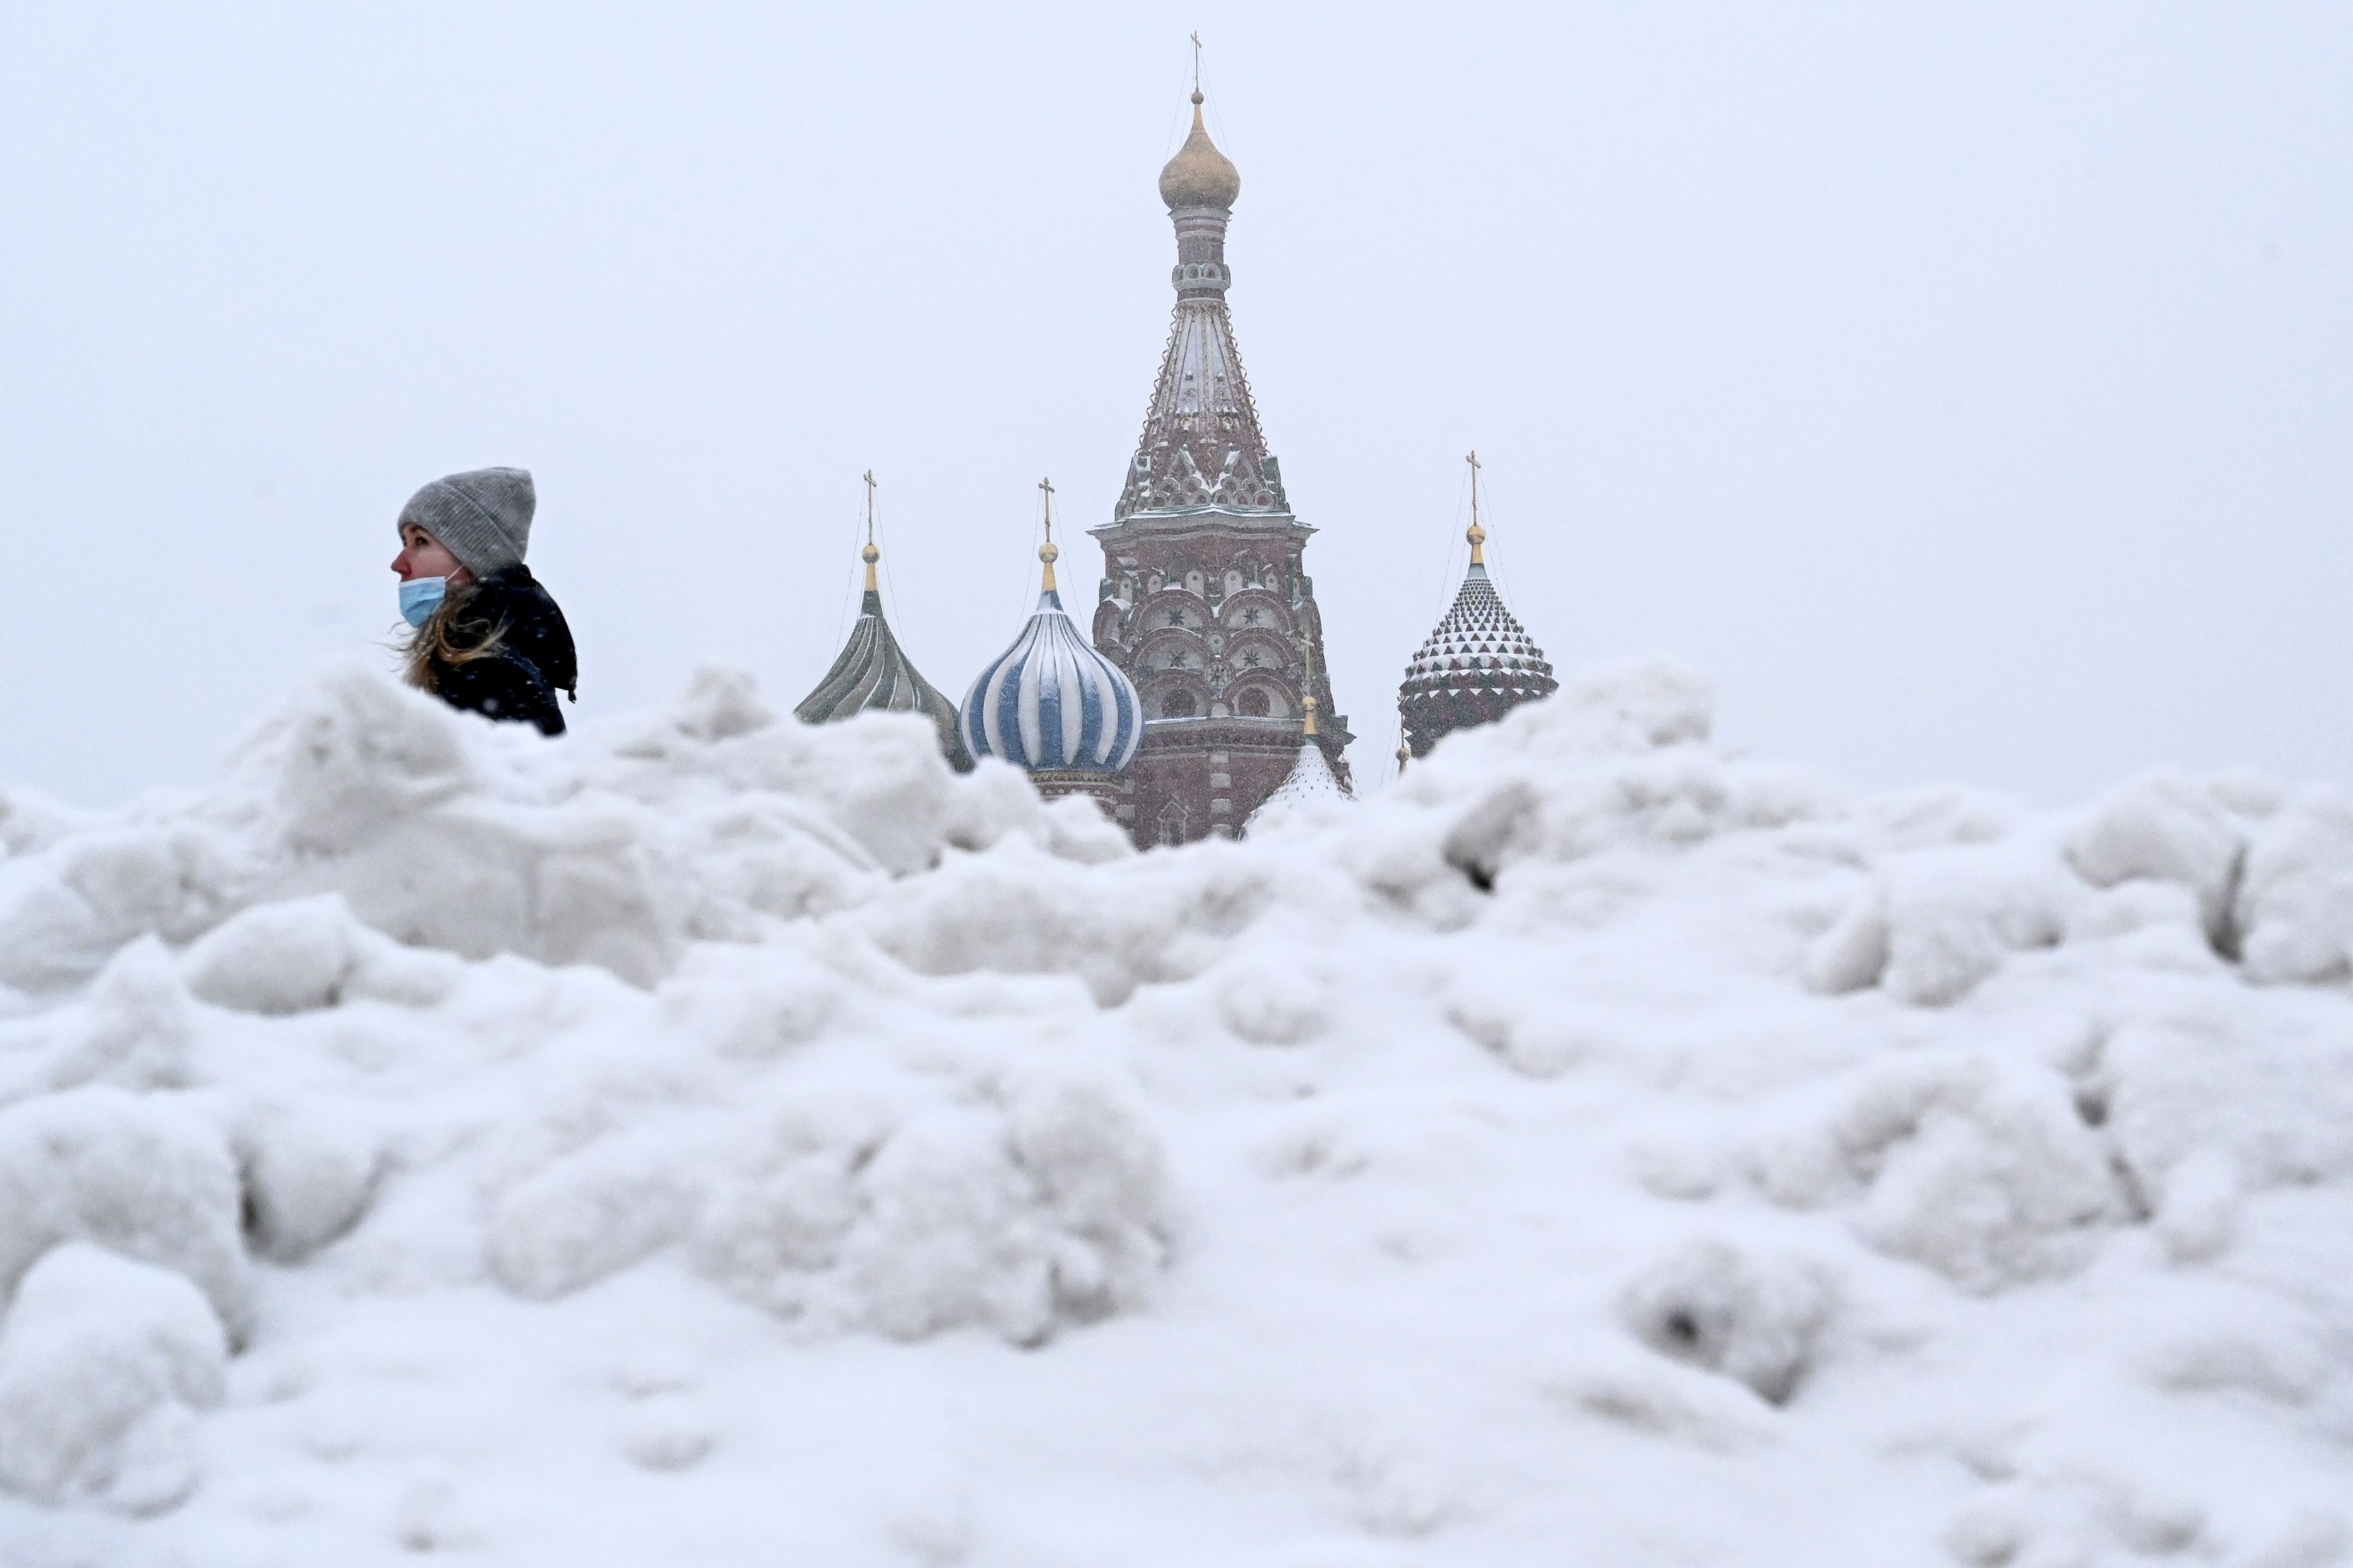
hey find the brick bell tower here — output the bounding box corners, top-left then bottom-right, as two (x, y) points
(1089, 87), (1351, 848)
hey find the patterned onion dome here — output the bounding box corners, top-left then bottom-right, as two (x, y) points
(796, 541), (973, 771)
(1246, 695), (1352, 831)
(1159, 91), (1241, 210)
(1397, 519), (1558, 758)
(960, 539), (1143, 774)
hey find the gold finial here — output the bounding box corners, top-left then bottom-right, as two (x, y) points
(1037, 476), (1059, 593)
(1159, 41), (1239, 209)
(1302, 692), (1318, 737)
(1396, 734), (1412, 773)
(862, 470), (881, 591)
(1465, 450), (1486, 566)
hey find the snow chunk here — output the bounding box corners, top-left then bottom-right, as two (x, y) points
(182, 894), (365, 1015)
(0, 830), (206, 991)
(0, 1087), (248, 1334)
(2103, 1011), (2353, 1202)
(231, 1101), (382, 1263)
(2064, 770), (2243, 944)
(693, 1058), (1169, 1344)
(669, 664), (776, 743)
(256, 662), (476, 855)
(0, 1243), (227, 1513)
(488, 1128), (705, 1300)
(1758, 1055), (2121, 1290)
(1545, 658), (1715, 755)
(2235, 787), (2353, 984)
(8, 937), (196, 1100)
(1618, 1238), (1833, 1404)
(1804, 845), (2072, 1005)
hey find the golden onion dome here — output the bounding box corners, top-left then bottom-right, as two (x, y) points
(1158, 91), (1241, 210)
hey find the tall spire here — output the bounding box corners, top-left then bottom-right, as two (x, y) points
(1120, 78), (1281, 521)
(1089, 76), (1348, 849)
(798, 472), (972, 771)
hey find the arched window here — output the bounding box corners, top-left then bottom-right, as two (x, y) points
(1162, 691), (1197, 719)
(1157, 796), (1189, 847)
(1237, 688), (1271, 717)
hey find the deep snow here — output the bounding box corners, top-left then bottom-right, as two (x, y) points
(0, 660), (2348, 1568)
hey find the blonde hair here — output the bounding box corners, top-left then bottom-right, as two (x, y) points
(401, 580), (509, 693)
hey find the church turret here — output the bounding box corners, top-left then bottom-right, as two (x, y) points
(1245, 661), (1353, 832)
(1397, 454), (1559, 758)
(962, 480), (1144, 814)
(796, 473), (972, 770)
(1089, 73), (1350, 849)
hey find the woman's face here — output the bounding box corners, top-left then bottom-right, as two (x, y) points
(391, 524), (468, 583)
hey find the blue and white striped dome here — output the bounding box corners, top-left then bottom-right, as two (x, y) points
(960, 543), (1142, 774)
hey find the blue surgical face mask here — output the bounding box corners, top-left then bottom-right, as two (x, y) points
(399, 576), (448, 628)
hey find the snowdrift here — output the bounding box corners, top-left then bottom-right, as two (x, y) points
(0, 659), (2348, 1567)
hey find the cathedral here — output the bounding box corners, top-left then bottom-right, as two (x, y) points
(796, 87), (1559, 848)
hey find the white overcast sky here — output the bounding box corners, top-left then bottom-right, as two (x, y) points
(2, 2), (2347, 809)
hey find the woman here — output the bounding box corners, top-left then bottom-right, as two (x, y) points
(389, 466), (577, 735)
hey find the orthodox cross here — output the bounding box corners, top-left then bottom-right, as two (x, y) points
(860, 469), (881, 591)
(1038, 476), (1056, 543)
(1465, 450), (1487, 565)
(1190, 32), (1203, 94)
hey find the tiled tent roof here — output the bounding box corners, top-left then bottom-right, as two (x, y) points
(1397, 560), (1558, 754)
(1116, 94), (1289, 524)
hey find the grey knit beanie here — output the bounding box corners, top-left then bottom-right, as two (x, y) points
(396, 467), (535, 577)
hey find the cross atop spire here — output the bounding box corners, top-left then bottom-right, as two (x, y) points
(1190, 31), (1203, 99)
(1037, 477), (1060, 594)
(862, 469), (881, 590)
(1466, 450), (1487, 567)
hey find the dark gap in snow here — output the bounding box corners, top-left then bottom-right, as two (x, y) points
(2210, 845), (2249, 964)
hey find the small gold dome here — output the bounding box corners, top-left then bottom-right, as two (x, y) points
(861, 543), (880, 565)
(1158, 92), (1240, 210)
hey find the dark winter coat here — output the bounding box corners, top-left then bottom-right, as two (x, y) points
(426, 565), (577, 736)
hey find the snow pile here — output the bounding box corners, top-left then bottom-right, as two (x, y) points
(0, 658), (2349, 1567)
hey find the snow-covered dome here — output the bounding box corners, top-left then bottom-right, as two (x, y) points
(1245, 694), (1352, 832)
(960, 540), (1143, 775)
